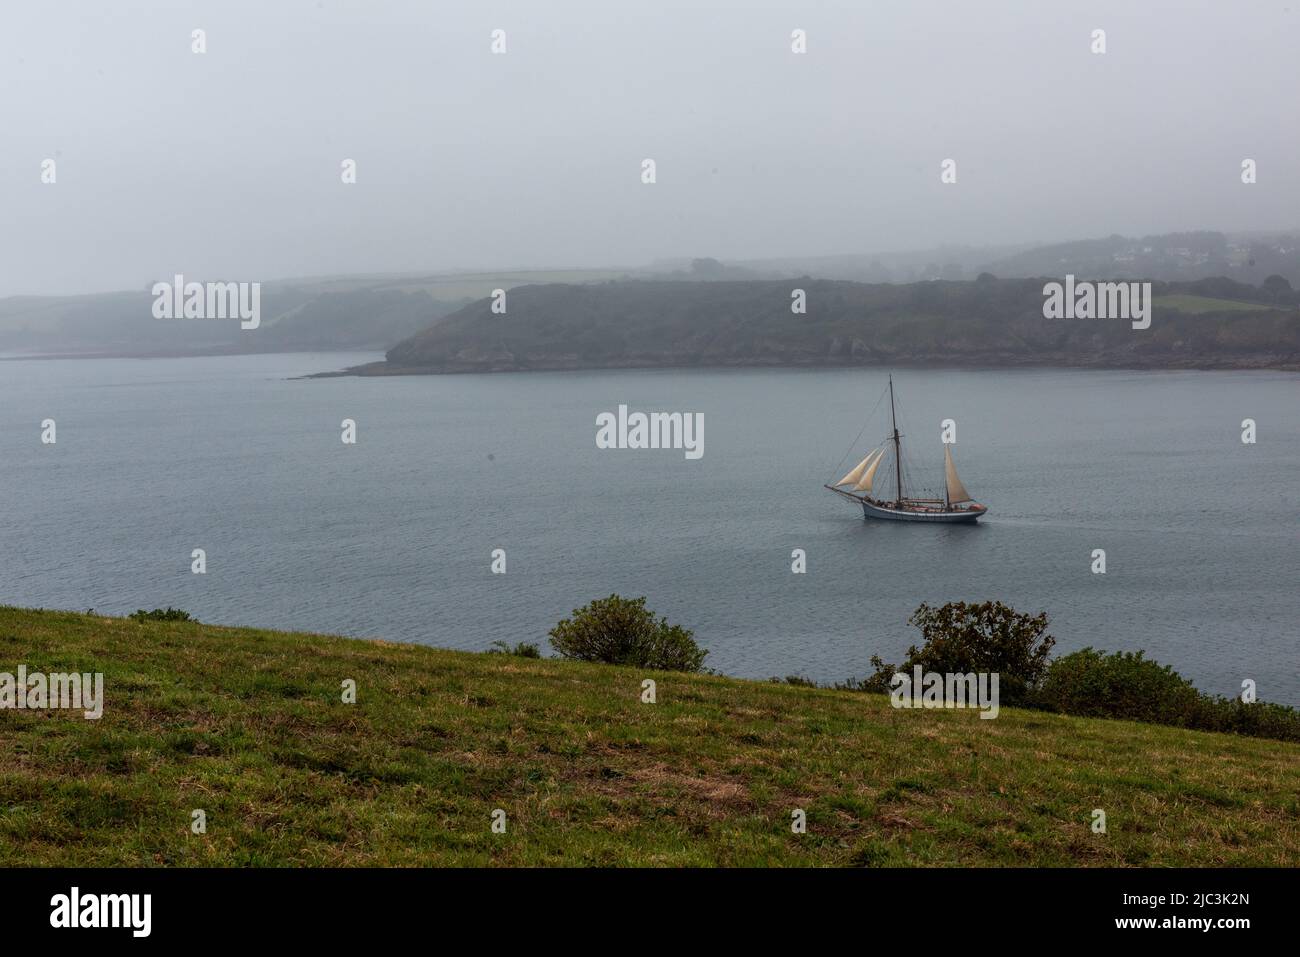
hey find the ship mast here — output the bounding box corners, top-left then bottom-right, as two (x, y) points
(889, 374), (903, 504)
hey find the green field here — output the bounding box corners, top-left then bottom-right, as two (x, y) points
(1, 607), (1296, 866)
(1153, 294), (1278, 314)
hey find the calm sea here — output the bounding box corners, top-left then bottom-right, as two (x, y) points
(2, 353), (1296, 704)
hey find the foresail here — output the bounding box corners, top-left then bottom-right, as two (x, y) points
(944, 445), (972, 503)
(854, 448), (885, 493)
(835, 449), (880, 488)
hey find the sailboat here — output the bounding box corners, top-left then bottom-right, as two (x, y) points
(824, 375), (988, 523)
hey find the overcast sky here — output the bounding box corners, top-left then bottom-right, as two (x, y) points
(2, 0), (1296, 297)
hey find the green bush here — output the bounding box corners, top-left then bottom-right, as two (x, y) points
(843, 602), (1298, 742)
(859, 601), (1054, 705)
(487, 640), (541, 658)
(548, 595), (708, 672)
(1035, 648), (1201, 723)
(1035, 648), (1300, 742)
(1196, 698), (1300, 742)
(129, 607), (195, 622)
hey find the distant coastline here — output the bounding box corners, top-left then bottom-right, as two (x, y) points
(321, 276), (1300, 378)
(315, 353), (1300, 377)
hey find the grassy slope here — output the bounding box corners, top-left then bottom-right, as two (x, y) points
(1152, 294), (1279, 314)
(380, 279), (1300, 374)
(1, 608), (1296, 867)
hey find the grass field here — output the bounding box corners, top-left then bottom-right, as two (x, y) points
(1153, 294), (1279, 314)
(1, 607), (1296, 866)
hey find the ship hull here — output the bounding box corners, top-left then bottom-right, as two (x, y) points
(824, 485), (987, 522)
(860, 498), (986, 523)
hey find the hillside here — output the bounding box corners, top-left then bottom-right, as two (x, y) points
(1, 607), (1295, 866)
(980, 231), (1300, 288)
(0, 268), (640, 359)
(732, 233), (1300, 286)
(361, 276), (1300, 375)
(0, 283), (453, 358)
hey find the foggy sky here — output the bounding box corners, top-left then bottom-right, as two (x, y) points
(2, 0), (1297, 297)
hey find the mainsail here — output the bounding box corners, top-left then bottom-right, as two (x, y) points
(944, 445), (971, 504)
(835, 448), (880, 489)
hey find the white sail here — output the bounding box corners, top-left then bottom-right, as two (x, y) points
(944, 445), (972, 503)
(835, 449), (880, 488)
(854, 448), (886, 493)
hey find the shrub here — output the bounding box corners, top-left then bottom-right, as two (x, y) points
(840, 601), (1299, 742)
(1035, 648), (1201, 724)
(1197, 698), (1300, 742)
(487, 640), (541, 658)
(548, 595), (707, 672)
(129, 607), (195, 622)
(1036, 648), (1300, 742)
(859, 601), (1054, 705)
